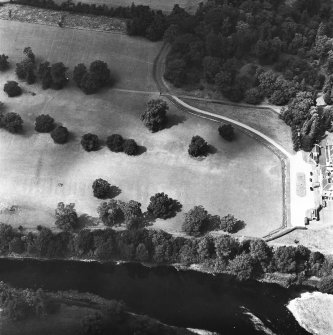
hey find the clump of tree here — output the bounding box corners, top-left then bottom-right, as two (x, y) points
(147, 192), (181, 219)
(37, 61), (68, 90)
(0, 282), (58, 321)
(182, 206), (213, 237)
(97, 199), (144, 229)
(55, 202), (78, 231)
(218, 124), (235, 141)
(35, 114), (55, 133)
(73, 60), (111, 94)
(81, 133), (100, 152)
(188, 135), (210, 157)
(106, 134), (140, 156)
(123, 139), (139, 156)
(0, 110), (23, 133)
(50, 126), (69, 144)
(0, 54), (9, 71)
(3, 81), (22, 97)
(16, 47), (36, 84)
(141, 99), (168, 132)
(92, 178), (113, 199)
(106, 134), (124, 152)
(220, 214), (245, 233)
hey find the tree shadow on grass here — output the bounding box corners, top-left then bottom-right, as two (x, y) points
(164, 114), (186, 130)
(208, 144), (217, 155)
(77, 214), (100, 230)
(135, 145), (147, 156)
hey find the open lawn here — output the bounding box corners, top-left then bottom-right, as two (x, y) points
(0, 20), (283, 237)
(52, 0), (203, 13)
(182, 99), (294, 155)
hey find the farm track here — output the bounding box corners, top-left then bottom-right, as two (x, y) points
(153, 43), (295, 240)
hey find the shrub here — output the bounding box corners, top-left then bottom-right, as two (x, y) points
(81, 133), (99, 152)
(0, 54), (9, 71)
(92, 179), (112, 199)
(106, 134), (124, 152)
(188, 135), (209, 157)
(141, 99), (168, 132)
(147, 192), (181, 219)
(35, 114), (55, 133)
(3, 112), (23, 133)
(218, 124), (235, 141)
(123, 139), (138, 156)
(50, 126), (69, 144)
(55, 202), (78, 231)
(318, 275), (333, 294)
(3, 81), (22, 97)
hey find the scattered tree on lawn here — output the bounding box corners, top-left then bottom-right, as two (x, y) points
(50, 62), (68, 89)
(218, 124), (235, 141)
(35, 114), (55, 133)
(73, 63), (88, 87)
(2, 112), (23, 133)
(50, 126), (69, 144)
(141, 99), (168, 132)
(220, 214), (245, 233)
(147, 192), (181, 219)
(89, 60), (110, 87)
(55, 202), (78, 231)
(182, 206), (211, 237)
(97, 200), (124, 226)
(38, 62), (52, 90)
(92, 178), (112, 199)
(3, 81), (22, 97)
(23, 47), (35, 64)
(0, 54), (9, 71)
(188, 135), (209, 157)
(106, 134), (124, 152)
(123, 139), (138, 156)
(81, 133), (99, 152)
(80, 72), (100, 95)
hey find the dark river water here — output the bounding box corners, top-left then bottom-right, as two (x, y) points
(0, 259), (311, 335)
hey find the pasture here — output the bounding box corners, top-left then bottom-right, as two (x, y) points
(0, 20), (283, 237)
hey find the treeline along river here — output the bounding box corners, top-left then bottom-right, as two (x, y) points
(0, 259), (311, 335)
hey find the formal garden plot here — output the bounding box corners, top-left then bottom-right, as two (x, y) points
(0, 20), (283, 237)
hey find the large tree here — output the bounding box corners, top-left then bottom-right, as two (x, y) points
(50, 126), (69, 144)
(35, 114), (55, 133)
(182, 206), (210, 237)
(89, 60), (111, 87)
(92, 179), (112, 199)
(3, 81), (22, 97)
(0, 54), (9, 71)
(188, 135), (209, 157)
(81, 133), (99, 152)
(147, 192), (180, 219)
(2, 112), (23, 133)
(141, 99), (168, 132)
(106, 134), (124, 152)
(50, 62), (68, 89)
(218, 124), (235, 141)
(55, 202), (78, 231)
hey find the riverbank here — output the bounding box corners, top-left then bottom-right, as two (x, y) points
(0, 258), (312, 334)
(287, 292), (333, 335)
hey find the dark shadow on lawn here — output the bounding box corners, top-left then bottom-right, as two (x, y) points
(165, 114), (186, 130)
(135, 145), (147, 156)
(208, 144), (217, 155)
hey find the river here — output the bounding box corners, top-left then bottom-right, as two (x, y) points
(0, 259), (312, 335)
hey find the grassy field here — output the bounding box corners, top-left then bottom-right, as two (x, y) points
(0, 20), (283, 238)
(52, 0), (203, 13)
(182, 99), (294, 154)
